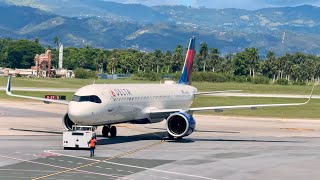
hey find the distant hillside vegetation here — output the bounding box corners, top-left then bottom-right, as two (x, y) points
(0, 0), (320, 55)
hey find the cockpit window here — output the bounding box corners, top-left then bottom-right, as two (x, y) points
(72, 95), (102, 103)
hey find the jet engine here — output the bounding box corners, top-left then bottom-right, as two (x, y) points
(62, 113), (75, 130)
(166, 112), (196, 137)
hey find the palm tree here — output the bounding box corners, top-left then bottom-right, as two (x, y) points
(54, 36), (59, 49)
(208, 48), (220, 72)
(136, 52), (144, 72)
(266, 51), (277, 82)
(172, 45), (183, 73)
(276, 54), (289, 79)
(199, 42), (208, 72)
(164, 51), (172, 73)
(94, 50), (107, 73)
(154, 49), (163, 73)
(245, 48), (259, 78)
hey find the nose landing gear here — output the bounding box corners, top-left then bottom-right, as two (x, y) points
(102, 125), (117, 137)
(102, 125), (109, 137)
(110, 126), (117, 137)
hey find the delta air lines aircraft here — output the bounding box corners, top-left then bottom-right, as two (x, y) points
(6, 37), (313, 140)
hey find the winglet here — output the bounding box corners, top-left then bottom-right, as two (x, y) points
(6, 75), (12, 95)
(5, 75), (68, 105)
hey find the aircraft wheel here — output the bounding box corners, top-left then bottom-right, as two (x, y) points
(110, 126), (117, 137)
(102, 126), (110, 137)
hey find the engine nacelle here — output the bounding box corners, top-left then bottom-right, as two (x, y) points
(62, 113), (75, 130)
(166, 112), (196, 137)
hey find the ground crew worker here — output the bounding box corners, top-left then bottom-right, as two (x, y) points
(88, 137), (97, 157)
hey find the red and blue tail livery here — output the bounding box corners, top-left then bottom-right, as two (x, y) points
(178, 37), (196, 85)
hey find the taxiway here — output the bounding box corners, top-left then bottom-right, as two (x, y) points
(1, 101), (320, 180)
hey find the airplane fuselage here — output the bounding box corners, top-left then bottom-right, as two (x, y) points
(68, 82), (197, 126)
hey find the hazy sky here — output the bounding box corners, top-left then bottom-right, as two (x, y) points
(107, 0), (320, 9)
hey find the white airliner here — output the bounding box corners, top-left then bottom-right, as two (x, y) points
(6, 37), (313, 140)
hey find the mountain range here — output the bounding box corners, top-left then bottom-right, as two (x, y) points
(1, 0), (320, 55)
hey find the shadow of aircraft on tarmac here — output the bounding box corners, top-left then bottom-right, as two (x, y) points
(145, 127), (240, 134)
(10, 128), (304, 145)
(10, 128), (62, 134)
(97, 131), (303, 145)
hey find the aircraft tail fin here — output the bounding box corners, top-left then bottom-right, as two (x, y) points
(178, 37), (196, 85)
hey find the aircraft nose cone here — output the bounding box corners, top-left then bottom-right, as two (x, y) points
(68, 102), (93, 123)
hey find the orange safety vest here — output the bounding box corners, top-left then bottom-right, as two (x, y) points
(89, 139), (97, 147)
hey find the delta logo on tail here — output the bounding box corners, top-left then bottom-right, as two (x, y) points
(178, 37), (196, 85)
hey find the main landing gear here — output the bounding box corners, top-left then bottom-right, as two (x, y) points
(102, 125), (117, 137)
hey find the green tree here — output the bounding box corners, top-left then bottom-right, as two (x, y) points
(7, 40), (44, 68)
(207, 48), (220, 72)
(54, 36), (59, 49)
(245, 47), (259, 78)
(233, 51), (250, 76)
(154, 49), (163, 73)
(261, 51), (278, 81)
(34, 38), (39, 44)
(164, 50), (172, 73)
(199, 42), (208, 72)
(172, 45), (183, 73)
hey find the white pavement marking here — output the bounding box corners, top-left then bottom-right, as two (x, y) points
(117, 169), (123, 172)
(12, 172), (25, 175)
(0, 169), (86, 174)
(106, 161), (218, 180)
(0, 175), (34, 179)
(67, 161), (73, 163)
(46, 150), (219, 180)
(96, 166), (102, 168)
(0, 169), (56, 173)
(0, 155), (132, 180)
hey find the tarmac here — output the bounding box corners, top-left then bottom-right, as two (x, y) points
(1, 101), (320, 180)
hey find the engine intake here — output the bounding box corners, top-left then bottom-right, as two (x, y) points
(166, 112), (196, 137)
(62, 113), (75, 130)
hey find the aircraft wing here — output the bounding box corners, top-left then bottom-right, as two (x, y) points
(150, 85), (314, 115)
(194, 90), (242, 95)
(6, 75), (69, 105)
